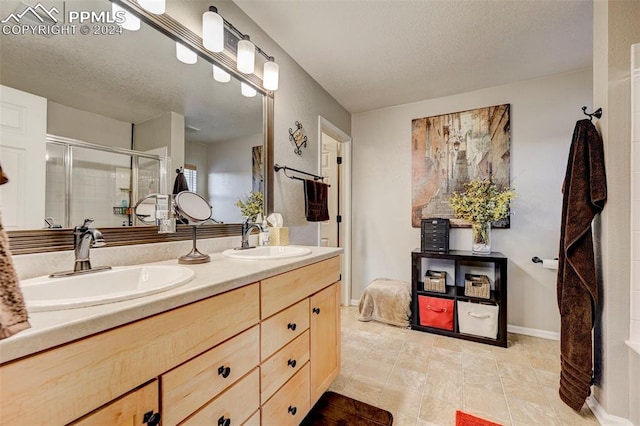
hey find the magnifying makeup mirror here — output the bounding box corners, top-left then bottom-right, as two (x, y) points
(174, 191), (212, 264)
(133, 191), (213, 264)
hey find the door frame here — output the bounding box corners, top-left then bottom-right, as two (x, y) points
(317, 116), (352, 306)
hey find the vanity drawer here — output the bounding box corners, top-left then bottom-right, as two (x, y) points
(261, 256), (341, 318)
(261, 329), (310, 403)
(162, 325), (260, 426)
(69, 380), (158, 426)
(261, 298), (309, 359)
(261, 363), (310, 426)
(180, 368), (259, 426)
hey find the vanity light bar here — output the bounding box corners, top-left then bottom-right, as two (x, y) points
(176, 42), (197, 64)
(203, 6), (279, 91)
(112, 0), (270, 94)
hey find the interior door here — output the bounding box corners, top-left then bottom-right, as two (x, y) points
(320, 133), (340, 247)
(0, 85), (47, 229)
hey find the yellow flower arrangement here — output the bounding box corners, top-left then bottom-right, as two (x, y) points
(448, 178), (515, 225)
(235, 191), (264, 221)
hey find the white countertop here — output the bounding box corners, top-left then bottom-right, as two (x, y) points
(0, 246), (342, 364)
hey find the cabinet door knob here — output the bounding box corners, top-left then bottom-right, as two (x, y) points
(288, 405), (297, 416)
(143, 411), (161, 426)
(287, 322), (297, 331)
(313, 307), (320, 314)
(217, 365), (231, 378)
(217, 415), (231, 426)
(287, 358), (297, 368)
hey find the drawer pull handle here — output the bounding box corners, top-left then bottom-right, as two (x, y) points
(287, 322), (297, 331)
(288, 406), (297, 416)
(143, 411), (161, 426)
(287, 358), (297, 368)
(217, 415), (231, 426)
(313, 307), (320, 314)
(217, 365), (231, 378)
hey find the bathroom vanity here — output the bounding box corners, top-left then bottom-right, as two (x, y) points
(0, 248), (342, 426)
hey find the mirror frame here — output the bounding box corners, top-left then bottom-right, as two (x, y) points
(7, 0), (274, 255)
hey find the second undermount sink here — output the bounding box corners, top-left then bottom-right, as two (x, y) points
(222, 246), (311, 260)
(20, 265), (195, 312)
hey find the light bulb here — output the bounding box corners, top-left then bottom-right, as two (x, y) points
(137, 0), (165, 14)
(213, 65), (231, 83)
(263, 57), (279, 91)
(202, 6), (224, 53)
(241, 82), (257, 97)
(112, 3), (140, 31)
(176, 42), (197, 64)
(237, 35), (255, 74)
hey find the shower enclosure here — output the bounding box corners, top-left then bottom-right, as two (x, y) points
(44, 135), (168, 228)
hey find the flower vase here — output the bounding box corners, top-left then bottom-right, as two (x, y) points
(471, 222), (491, 254)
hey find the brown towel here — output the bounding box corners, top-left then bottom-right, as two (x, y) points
(557, 119), (607, 411)
(304, 179), (330, 222)
(172, 168), (189, 194)
(0, 222), (31, 339)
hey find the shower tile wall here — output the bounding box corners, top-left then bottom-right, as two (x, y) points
(70, 148), (131, 228)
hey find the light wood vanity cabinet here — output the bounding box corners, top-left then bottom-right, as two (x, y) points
(310, 282), (341, 405)
(260, 255), (341, 424)
(0, 255), (341, 426)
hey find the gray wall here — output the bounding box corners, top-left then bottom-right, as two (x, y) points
(47, 101), (131, 148)
(206, 134), (262, 223)
(351, 69), (592, 334)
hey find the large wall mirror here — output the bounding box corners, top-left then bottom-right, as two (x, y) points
(0, 0), (274, 253)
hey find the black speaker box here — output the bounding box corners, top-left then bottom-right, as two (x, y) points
(421, 218), (450, 252)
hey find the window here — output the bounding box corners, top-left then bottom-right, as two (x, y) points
(184, 164), (197, 193)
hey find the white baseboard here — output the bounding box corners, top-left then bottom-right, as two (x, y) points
(507, 324), (560, 340)
(587, 396), (633, 426)
(347, 304), (561, 341)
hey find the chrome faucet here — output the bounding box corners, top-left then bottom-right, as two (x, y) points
(239, 219), (261, 250)
(73, 219), (107, 272)
(49, 219), (111, 278)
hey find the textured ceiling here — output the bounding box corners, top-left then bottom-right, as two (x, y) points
(234, 0), (593, 113)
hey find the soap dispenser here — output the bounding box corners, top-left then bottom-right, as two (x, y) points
(259, 219), (270, 246)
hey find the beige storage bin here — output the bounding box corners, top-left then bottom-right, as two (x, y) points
(464, 274), (490, 299)
(457, 300), (499, 339)
(269, 227), (289, 246)
(424, 270), (446, 293)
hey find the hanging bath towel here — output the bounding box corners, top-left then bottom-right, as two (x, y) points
(557, 119), (607, 411)
(172, 168), (189, 194)
(0, 166), (31, 339)
(304, 179), (330, 222)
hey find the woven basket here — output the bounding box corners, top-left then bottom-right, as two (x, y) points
(464, 274), (490, 299)
(424, 270), (446, 293)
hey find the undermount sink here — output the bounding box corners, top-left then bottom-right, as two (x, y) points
(20, 265), (195, 312)
(222, 246), (311, 260)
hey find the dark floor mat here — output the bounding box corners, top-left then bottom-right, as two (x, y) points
(301, 391), (393, 426)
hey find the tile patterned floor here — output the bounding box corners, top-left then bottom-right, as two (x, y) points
(330, 306), (599, 426)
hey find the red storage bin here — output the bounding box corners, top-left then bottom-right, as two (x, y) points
(418, 295), (454, 330)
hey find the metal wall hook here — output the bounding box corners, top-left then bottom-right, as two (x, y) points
(582, 106), (602, 121)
